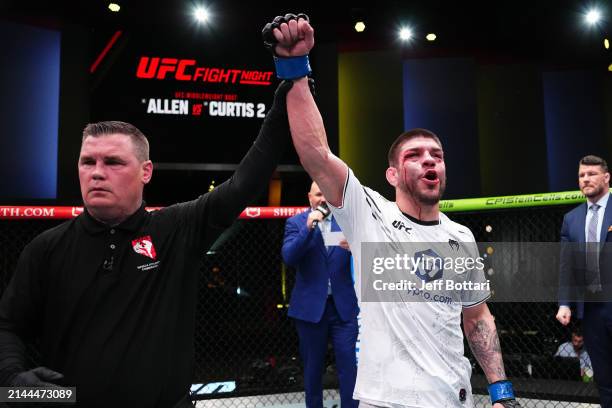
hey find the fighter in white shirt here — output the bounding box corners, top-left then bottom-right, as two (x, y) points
(262, 13), (521, 408)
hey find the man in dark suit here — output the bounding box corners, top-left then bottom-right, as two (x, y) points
(556, 155), (612, 407)
(282, 181), (359, 408)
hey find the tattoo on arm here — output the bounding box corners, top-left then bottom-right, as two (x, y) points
(466, 319), (506, 381)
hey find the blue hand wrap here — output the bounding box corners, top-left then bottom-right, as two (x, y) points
(273, 55), (311, 79)
(488, 380), (515, 403)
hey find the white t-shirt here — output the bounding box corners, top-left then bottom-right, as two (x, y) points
(329, 169), (490, 408)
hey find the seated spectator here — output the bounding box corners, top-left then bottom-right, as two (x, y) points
(555, 329), (592, 377)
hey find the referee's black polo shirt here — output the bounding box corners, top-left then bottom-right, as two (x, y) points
(0, 78), (293, 408)
(2, 195), (228, 406)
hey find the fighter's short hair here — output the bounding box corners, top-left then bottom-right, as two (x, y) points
(387, 128), (443, 166)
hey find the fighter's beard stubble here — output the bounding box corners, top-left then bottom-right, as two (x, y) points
(400, 167), (446, 208)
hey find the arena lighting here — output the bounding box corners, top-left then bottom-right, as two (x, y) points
(399, 27), (413, 41)
(585, 8), (602, 25)
(108, 3), (120, 12)
(194, 6), (210, 23)
(426, 33), (436, 41)
(354, 21), (366, 32)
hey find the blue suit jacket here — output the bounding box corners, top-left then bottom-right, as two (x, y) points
(559, 193), (612, 318)
(282, 210), (358, 323)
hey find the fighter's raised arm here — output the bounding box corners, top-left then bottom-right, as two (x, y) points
(263, 14), (348, 207)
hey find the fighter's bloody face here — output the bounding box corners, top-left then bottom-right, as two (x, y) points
(78, 133), (152, 224)
(394, 136), (446, 205)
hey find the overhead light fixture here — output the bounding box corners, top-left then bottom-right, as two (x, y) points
(399, 27), (413, 41)
(608, 63), (612, 71)
(108, 3), (120, 12)
(605, 38), (610, 49)
(354, 21), (366, 33)
(194, 6), (210, 23)
(585, 8), (602, 25)
(426, 33), (436, 41)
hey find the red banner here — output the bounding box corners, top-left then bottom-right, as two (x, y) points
(0, 206), (309, 220)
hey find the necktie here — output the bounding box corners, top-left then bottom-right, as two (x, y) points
(585, 204), (601, 292)
(325, 218), (332, 253)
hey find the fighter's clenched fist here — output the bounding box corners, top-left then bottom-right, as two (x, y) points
(262, 13), (314, 80)
(262, 13), (314, 57)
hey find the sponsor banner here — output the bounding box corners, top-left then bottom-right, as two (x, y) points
(439, 189), (612, 212)
(3, 187), (610, 219)
(0, 206), (308, 220)
(361, 242), (612, 303)
(240, 207), (309, 219)
(0, 206), (80, 219)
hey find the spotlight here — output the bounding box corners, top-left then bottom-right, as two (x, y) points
(585, 8), (602, 25)
(399, 27), (413, 41)
(194, 6), (210, 23)
(108, 2), (120, 12)
(485, 225), (493, 233)
(605, 38), (610, 49)
(354, 21), (366, 32)
(426, 33), (436, 41)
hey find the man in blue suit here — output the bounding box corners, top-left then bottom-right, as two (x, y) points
(556, 155), (612, 407)
(282, 181), (359, 408)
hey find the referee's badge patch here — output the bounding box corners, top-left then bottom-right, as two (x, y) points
(132, 235), (157, 260)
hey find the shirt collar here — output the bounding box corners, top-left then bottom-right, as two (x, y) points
(401, 211), (440, 226)
(80, 202), (147, 234)
(588, 192), (609, 210)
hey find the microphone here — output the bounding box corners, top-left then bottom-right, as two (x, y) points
(312, 203), (330, 229)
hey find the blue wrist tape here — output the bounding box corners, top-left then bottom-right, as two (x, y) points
(488, 380), (515, 403)
(273, 55), (311, 79)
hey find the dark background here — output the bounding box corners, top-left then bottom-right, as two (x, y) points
(1, 0), (611, 205)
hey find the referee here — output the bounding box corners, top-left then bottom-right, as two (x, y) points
(0, 81), (292, 407)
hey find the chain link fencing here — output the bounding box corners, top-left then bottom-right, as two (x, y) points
(0, 204), (601, 407)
